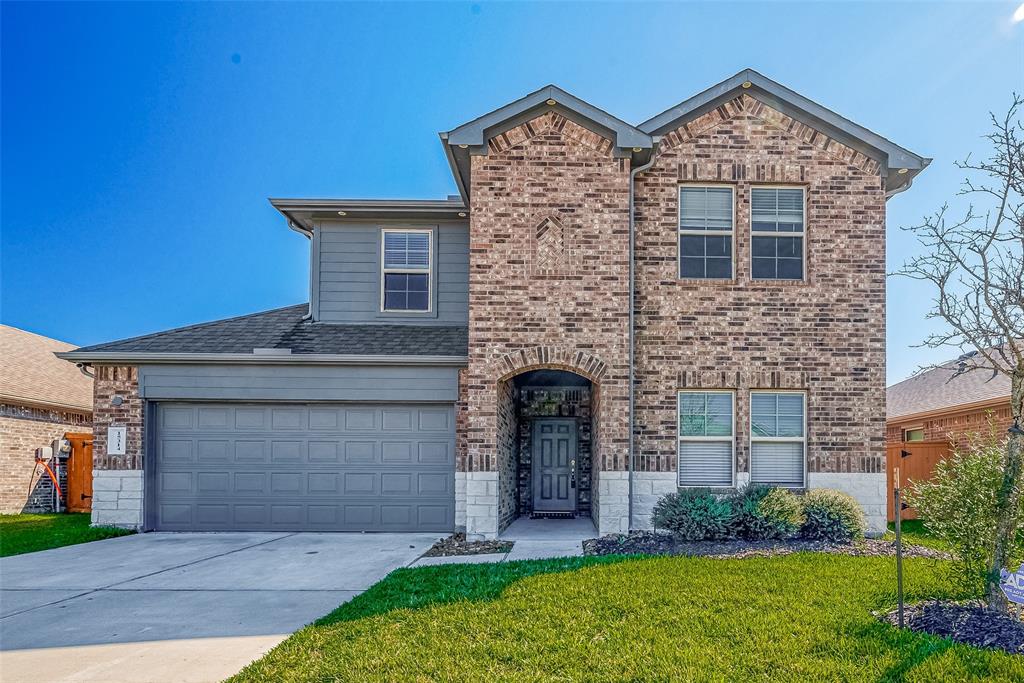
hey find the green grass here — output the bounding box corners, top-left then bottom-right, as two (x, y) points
(886, 519), (952, 551)
(0, 513), (134, 557)
(230, 554), (1023, 682)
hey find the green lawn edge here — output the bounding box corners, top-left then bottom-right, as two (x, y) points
(0, 513), (134, 557)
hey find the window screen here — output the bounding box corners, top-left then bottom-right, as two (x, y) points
(678, 391), (734, 486)
(679, 187), (733, 279)
(751, 188), (804, 280)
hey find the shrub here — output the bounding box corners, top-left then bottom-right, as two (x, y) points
(800, 489), (866, 543)
(732, 485), (804, 540)
(652, 489), (736, 541)
(905, 429), (1024, 595)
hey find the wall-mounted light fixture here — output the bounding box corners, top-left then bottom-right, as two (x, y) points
(337, 211), (347, 216)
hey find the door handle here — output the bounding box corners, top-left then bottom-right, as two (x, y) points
(81, 493), (92, 500)
(570, 459), (576, 488)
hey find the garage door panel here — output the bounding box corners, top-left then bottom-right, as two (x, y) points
(152, 403), (455, 532)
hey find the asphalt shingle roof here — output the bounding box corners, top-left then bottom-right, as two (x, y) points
(887, 357), (1011, 420)
(72, 305), (468, 357)
(0, 325), (93, 412)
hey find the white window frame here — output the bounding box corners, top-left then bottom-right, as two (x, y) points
(380, 228), (433, 313)
(677, 390), (736, 488)
(678, 184), (736, 281)
(748, 390), (807, 488)
(749, 185), (807, 282)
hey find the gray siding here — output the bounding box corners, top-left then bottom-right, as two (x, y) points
(316, 221), (469, 325)
(139, 364), (460, 402)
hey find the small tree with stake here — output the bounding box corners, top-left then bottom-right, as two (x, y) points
(896, 94), (1024, 614)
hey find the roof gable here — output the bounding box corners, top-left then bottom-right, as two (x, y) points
(442, 84), (653, 202)
(640, 69), (929, 195)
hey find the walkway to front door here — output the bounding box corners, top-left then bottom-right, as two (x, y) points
(532, 418), (578, 514)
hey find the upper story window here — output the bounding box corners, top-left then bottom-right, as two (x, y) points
(381, 229), (431, 312)
(750, 391), (806, 487)
(677, 390), (735, 487)
(679, 186), (733, 279)
(751, 187), (805, 281)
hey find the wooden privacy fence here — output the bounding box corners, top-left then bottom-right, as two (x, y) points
(886, 440), (951, 521)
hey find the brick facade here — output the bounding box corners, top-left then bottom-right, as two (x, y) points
(0, 404), (90, 513)
(464, 112), (632, 536)
(887, 401), (1014, 447)
(633, 94), (887, 483)
(92, 366), (143, 471)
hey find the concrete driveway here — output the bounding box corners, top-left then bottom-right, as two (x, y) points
(0, 532), (435, 683)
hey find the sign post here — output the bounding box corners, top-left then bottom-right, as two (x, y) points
(894, 465), (904, 628)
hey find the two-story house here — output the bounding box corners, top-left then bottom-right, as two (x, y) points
(58, 70), (928, 538)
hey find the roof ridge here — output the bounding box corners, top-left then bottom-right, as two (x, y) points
(73, 304), (308, 353)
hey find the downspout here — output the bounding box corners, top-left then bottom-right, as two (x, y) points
(286, 219), (315, 321)
(627, 137), (661, 532)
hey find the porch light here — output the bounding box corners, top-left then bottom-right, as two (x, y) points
(632, 147), (643, 153)
(741, 81), (752, 89)
(458, 212), (467, 217)
(337, 211), (347, 216)
(458, 144), (468, 149)
(546, 99), (556, 106)
(898, 168), (909, 174)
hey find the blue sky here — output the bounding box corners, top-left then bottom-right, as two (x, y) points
(2, 1), (1022, 384)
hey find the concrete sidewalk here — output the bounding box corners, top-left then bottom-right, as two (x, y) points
(0, 532), (434, 683)
(409, 517), (593, 567)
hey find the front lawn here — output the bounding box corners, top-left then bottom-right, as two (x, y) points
(0, 513), (134, 557)
(231, 553), (1023, 682)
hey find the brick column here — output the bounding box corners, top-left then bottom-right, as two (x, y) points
(91, 366), (144, 529)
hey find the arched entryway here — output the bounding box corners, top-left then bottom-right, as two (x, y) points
(494, 367), (598, 532)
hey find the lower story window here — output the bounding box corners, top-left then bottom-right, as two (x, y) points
(677, 391), (735, 487)
(750, 391), (806, 487)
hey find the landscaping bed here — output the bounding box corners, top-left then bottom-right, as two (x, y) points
(583, 531), (950, 560)
(422, 532), (513, 557)
(879, 601), (1024, 655)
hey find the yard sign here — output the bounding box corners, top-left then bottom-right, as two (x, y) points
(999, 564), (1024, 604)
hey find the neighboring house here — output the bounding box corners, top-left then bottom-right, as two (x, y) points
(57, 69), (928, 536)
(887, 359), (1013, 446)
(1, 325), (93, 513)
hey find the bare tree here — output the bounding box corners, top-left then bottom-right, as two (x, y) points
(897, 94), (1024, 612)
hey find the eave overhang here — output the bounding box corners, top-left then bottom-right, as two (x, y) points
(885, 396), (1012, 425)
(639, 69), (930, 197)
(269, 197), (469, 233)
(55, 351), (469, 367)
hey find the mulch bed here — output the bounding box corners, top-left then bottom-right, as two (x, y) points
(422, 532), (514, 557)
(582, 531), (949, 560)
(879, 600), (1024, 655)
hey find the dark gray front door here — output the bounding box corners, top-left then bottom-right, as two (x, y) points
(150, 402), (455, 532)
(531, 419), (577, 513)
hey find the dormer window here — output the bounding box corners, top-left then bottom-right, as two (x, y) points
(381, 229), (432, 312)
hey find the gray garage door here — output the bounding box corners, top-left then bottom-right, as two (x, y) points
(150, 402), (455, 532)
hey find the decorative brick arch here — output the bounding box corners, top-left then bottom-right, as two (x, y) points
(493, 346), (608, 385)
